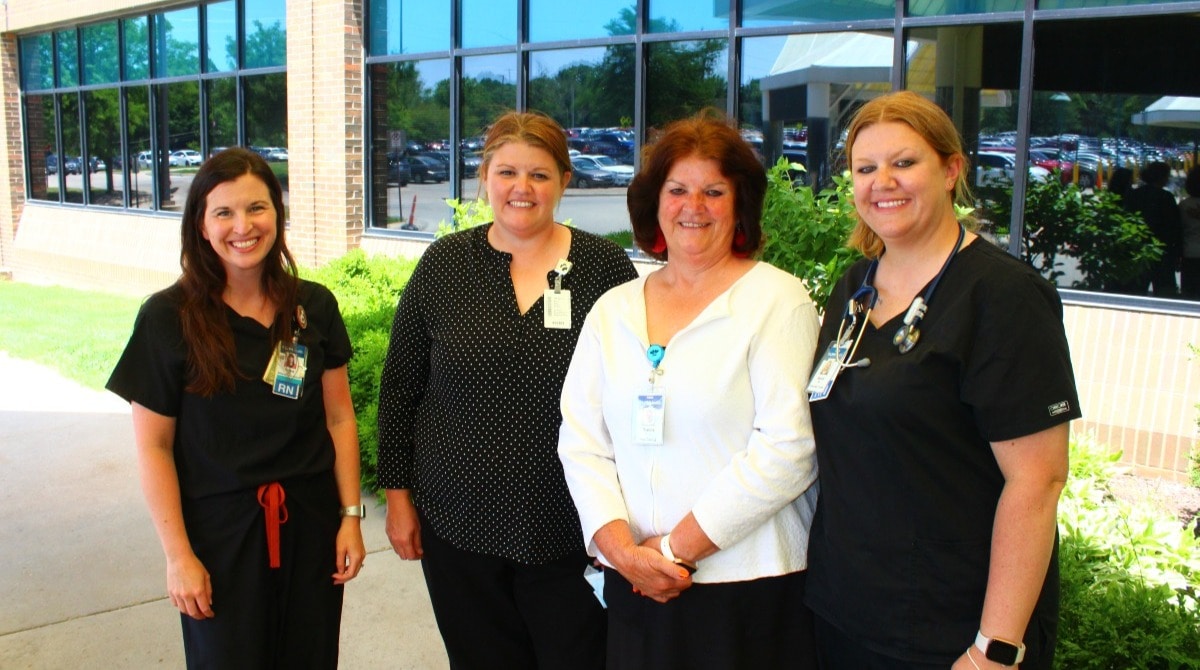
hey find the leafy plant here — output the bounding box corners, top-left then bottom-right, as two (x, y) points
(759, 158), (861, 313)
(435, 197), (493, 238)
(982, 175), (1162, 290)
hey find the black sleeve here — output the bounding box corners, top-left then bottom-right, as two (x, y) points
(105, 289), (187, 417)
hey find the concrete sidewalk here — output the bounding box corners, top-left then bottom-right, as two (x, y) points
(0, 352), (449, 669)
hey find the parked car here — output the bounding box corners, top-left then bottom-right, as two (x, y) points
(572, 154), (633, 186)
(568, 158), (617, 188)
(462, 152), (483, 178)
(169, 149), (202, 167)
(387, 153), (410, 186)
(404, 155), (448, 183)
(975, 151), (1051, 187)
(62, 156), (82, 175)
(265, 147), (289, 161)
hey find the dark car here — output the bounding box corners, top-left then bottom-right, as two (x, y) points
(63, 156), (82, 175)
(387, 154), (410, 186)
(569, 158), (617, 188)
(405, 155), (448, 183)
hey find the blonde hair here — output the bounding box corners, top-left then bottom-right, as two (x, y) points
(843, 91), (974, 258)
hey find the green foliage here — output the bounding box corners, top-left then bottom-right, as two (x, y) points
(983, 176), (1162, 290)
(302, 250), (418, 495)
(758, 158), (861, 313)
(435, 197), (493, 238)
(1057, 433), (1200, 668)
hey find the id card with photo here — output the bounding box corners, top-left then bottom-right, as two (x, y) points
(632, 392), (665, 445)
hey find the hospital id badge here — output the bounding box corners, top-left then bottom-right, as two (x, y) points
(632, 392), (665, 445)
(544, 289), (571, 329)
(807, 340), (847, 402)
(271, 342), (308, 399)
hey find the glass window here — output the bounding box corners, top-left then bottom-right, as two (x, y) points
(60, 93), (83, 204)
(244, 0), (286, 69)
(154, 81), (201, 211)
(83, 89), (121, 206)
(81, 22), (119, 85)
(57, 30), (79, 87)
(646, 40), (728, 130)
(907, 0), (1020, 16)
(462, 53), (518, 143)
(26, 94), (58, 202)
(369, 59), (452, 230)
(648, 0), (727, 33)
(154, 7), (200, 78)
(19, 34), (54, 92)
(125, 86), (153, 210)
(124, 18), (150, 81)
(206, 78), (239, 156)
(245, 73), (289, 209)
(369, 0), (450, 56)
(529, 0), (635, 42)
(461, 0), (517, 49)
(530, 46), (636, 242)
(206, 1), (238, 73)
(742, 0), (892, 27)
(1037, 0), (1192, 8)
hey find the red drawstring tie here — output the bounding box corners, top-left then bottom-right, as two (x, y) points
(256, 482), (289, 569)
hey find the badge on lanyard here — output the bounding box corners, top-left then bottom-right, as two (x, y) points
(262, 304), (308, 399)
(544, 258), (573, 329)
(633, 344), (666, 445)
(806, 340), (848, 401)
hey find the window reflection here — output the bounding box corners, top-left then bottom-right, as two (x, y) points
(244, 0), (286, 69)
(81, 23), (118, 85)
(206, 79), (238, 156)
(206, 1), (237, 73)
(155, 81), (200, 211)
(646, 40), (728, 131)
(369, 0), (450, 56)
(124, 18), (150, 81)
(26, 94), (57, 202)
(125, 86), (153, 210)
(907, 0), (1020, 16)
(84, 89), (121, 206)
(60, 93), (83, 204)
(741, 0), (892, 26)
(368, 59), (451, 231)
(530, 46), (635, 239)
(648, 0), (727, 32)
(153, 7), (199, 78)
(528, 0), (635, 42)
(245, 73), (290, 212)
(57, 30), (78, 87)
(461, 0), (516, 49)
(20, 34), (53, 91)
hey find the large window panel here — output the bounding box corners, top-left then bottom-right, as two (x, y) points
(742, 0), (892, 26)
(84, 89), (121, 206)
(57, 30), (79, 87)
(124, 18), (150, 81)
(20, 34), (53, 91)
(528, 0), (635, 42)
(648, 0), (727, 33)
(60, 93), (83, 204)
(646, 40), (728, 130)
(245, 73), (290, 210)
(206, 1), (238, 73)
(155, 81), (201, 211)
(369, 60), (452, 231)
(26, 94), (58, 202)
(369, 0), (450, 56)
(907, 0), (1020, 16)
(154, 7), (200, 78)
(125, 86), (153, 210)
(461, 0), (517, 49)
(244, 0), (286, 69)
(82, 22), (119, 85)
(206, 78), (239, 155)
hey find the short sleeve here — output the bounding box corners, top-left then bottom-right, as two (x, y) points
(105, 290), (187, 417)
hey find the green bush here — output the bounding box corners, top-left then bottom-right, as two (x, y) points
(303, 249), (417, 496)
(1057, 433), (1200, 668)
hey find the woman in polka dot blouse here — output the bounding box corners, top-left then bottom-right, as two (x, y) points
(557, 113), (821, 669)
(377, 111), (638, 669)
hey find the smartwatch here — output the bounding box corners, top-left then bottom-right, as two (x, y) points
(975, 631), (1025, 666)
(339, 504), (367, 518)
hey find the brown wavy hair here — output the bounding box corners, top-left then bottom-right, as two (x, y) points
(627, 110), (765, 261)
(843, 91), (974, 259)
(177, 147), (298, 396)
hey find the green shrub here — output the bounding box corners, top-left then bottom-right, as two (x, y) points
(1057, 433), (1200, 668)
(303, 249), (417, 495)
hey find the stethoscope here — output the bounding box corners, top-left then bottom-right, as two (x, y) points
(836, 224), (965, 367)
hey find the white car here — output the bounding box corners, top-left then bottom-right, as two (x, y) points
(169, 149), (203, 167)
(572, 154), (634, 186)
(975, 151), (1050, 187)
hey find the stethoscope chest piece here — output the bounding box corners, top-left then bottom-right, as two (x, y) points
(893, 323), (920, 354)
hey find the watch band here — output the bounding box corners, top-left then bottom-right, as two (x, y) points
(659, 533), (698, 574)
(339, 504), (367, 518)
(974, 630), (1025, 666)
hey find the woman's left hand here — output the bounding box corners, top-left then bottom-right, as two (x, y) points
(333, 519), (367, 584)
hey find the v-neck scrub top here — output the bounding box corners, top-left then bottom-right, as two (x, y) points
(377, 224), (639, 565)
(805, 240), (1081, 664)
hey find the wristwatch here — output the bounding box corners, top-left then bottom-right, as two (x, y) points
(659, 533), (698, 574)
(339, 504), (367, 518)
(975, 631), (1025, 666)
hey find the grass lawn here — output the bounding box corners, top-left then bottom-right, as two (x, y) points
(0, 282), (143, 390)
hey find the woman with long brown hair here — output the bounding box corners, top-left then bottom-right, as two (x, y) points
(108, 147), (365, 668)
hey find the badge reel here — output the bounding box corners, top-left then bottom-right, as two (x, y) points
(807, 284), (874, 402)
(544, 258), (573, 330)
(633, 344), (666, 445)
(262, 304), (308, 400)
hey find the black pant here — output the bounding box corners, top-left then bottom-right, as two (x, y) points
(419, 521), (606, 670)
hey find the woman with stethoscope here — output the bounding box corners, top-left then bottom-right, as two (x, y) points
(803, 91), (1081, 670)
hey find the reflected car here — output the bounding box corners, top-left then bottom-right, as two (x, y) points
(568, 159), (617, 188)
(572, 154), (633, 186)
(265, 147), (289, 161)
(169, 149), (203, 167)
(975, 151), (1051, 187)
(404, 155), (448, 183)
(387, 154), (411, 186)
(63, 156), (82, 175)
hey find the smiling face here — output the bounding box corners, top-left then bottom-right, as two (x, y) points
(656, 154), (736, 262)
(201, 173), (278, 280)
(483, 141), (569, 238)
(850, 121), (962, 246)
